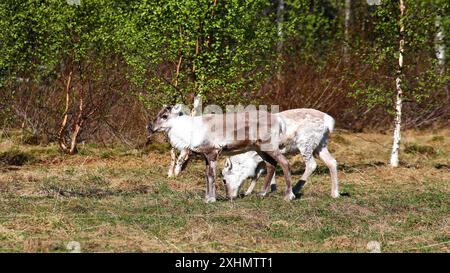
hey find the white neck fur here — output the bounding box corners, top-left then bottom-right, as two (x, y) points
(167, 115), (205, 151)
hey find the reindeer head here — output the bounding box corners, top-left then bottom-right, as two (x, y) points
(146, 104), (184, 137)
(221, 157), (246, 200)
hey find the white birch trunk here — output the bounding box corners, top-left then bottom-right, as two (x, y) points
(390, 0), (406, 168)
(191, 95), (202, 116)
(435, 15), (446, 75)
(344, 0), (351, 58)
(276, 0), (285, 95)
(276, 0), (285, 54)
(434, 14), (447, 98)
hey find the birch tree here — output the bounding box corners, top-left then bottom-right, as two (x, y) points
(0, 0), (118, 154)
(344, 0), (351, 59)
(277, 0), (285, 53)
(434, 15), (446, 75)
(434, 13), (447, 98)
(276, 0), (285, 95)
(390, 0), (406, 167)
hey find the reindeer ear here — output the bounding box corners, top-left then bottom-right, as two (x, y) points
(161, 104), (173, 113)
(172, 104), (182, 114)
(225, 158), (233, 170)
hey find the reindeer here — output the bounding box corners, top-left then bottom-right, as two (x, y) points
(221, 109), (339, 200)
(221, 151), (278, 197)
(147, 105), (295, 202)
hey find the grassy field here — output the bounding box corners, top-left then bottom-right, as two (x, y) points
(0, 129), (449, 252)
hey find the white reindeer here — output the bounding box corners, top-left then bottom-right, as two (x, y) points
(221, 109), (339, 200)
(221, 151), (277, 197)
(147, 105), (296, 202)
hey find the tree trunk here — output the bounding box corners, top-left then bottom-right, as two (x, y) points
(206, 0), (218, 51)
(434, 15), (445, 75)
(58, 70), (72, 152)
(276, 0), (285, 95)
(390, 0), (406, 168)
(276, 0), (285, 54)
(174, 53), (183, 88)
(344, 0), (351, 59)
(69, 83), (84, 155)
(191, 95), (201, 116)
(434, 14), (448, 98)
(167, 53), (184, 177)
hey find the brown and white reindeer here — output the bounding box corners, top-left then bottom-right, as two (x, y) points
(147, 105), (295, 202)
(221, 109), (339, 200)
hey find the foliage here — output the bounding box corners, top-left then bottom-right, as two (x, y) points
(116, 0), (279, 107)
(0, 0), (448, 143)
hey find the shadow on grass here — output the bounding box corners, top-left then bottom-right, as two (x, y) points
(433, 163), (450, 170)
(0, 150), (34, 166)
(292, 179), (351, 199)
(274, 161), (387, 176)
(42, 185), (151, 198)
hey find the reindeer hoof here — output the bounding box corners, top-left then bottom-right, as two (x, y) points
(284, 192), (295, 201)
(331, 191), (340, 198)
(270, 184), (277, 192)
(258, 191), (267, 198)
(205, 196), (216, 203)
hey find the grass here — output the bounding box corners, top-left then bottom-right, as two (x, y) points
(0, 129), (449, 252)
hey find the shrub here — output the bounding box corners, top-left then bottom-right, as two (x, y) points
(0, 150), (34, 166)
(404, 142), (436, 156)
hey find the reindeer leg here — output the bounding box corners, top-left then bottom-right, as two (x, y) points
(204, 151), (219, 203)
(261, 163), (276, 196)
(245, 164), (264, 196)
(168, 148), (177, 177)
(292, 152), (317, 196)
(317, 147), (339, 198)
(245, 179), (257, 196)
(256, 152), (278, 197)
(270, 172), (277, 192)
(174, 149), (190, 176)
(265, 151), (294, 201)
